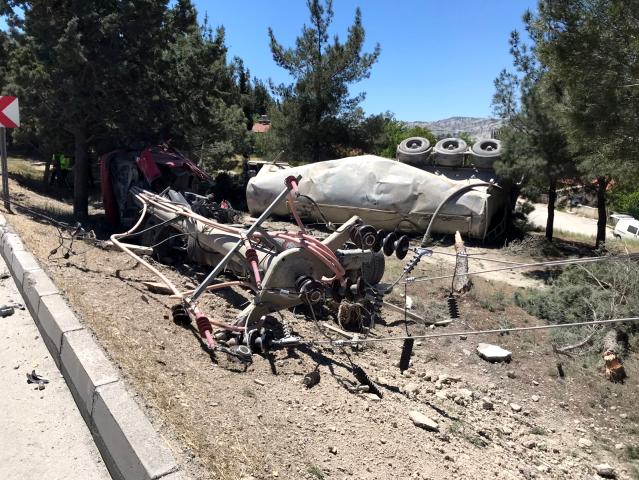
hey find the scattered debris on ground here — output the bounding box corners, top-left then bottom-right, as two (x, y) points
(26, 370), (49, 390)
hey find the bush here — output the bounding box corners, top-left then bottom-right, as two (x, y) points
(609, 187), (639, 219)
(514, 258), (639, 347)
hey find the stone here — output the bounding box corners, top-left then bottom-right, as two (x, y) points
(328, 446), (337, 455)
(402, 382), (420, 396)
(476, 343), (512, 363)
(531, 395), (540, 402)
(409, 411), (439, 432)
(594, 464), (616, 478)
(501, 426), (513, 435)
(578, 438), (593, 449)
(523, 439), (536, 449)
(437, 374), (461, 384)
(435, 390), (447, 400)
(457, 388), (473, 399)
(507, 370), (516, 379)
(510, 403), (522, 412)
(481, 397), (494, 410)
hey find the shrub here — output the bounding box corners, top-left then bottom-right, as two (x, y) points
(514, 258), (639, 348)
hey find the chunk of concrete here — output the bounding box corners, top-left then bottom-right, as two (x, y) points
(409, 410), (439, 431)
(595, 464), (616, 478)
(60, 329), (119, 421)
(92, 382), (178, 480)
(477, 343), (512, 363)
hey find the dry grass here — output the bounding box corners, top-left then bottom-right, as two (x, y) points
(7, 157), (46, 182)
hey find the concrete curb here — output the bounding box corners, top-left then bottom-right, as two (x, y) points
(0, 215), (187, 480)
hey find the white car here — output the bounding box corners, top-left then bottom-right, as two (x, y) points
(613, 216), (639, 239)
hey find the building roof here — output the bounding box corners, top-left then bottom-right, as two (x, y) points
(251, 122), (271, 133)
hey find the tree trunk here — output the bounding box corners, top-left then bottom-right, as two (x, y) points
(546, 180), (557, 241)
(602, 328), (626, 383)
(73, 127), (89, 221)
(596, 176), (608, 247)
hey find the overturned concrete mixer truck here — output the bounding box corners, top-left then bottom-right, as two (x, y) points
(246, 137), (514, 242)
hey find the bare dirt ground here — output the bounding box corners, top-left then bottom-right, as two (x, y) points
(2, 176), (639, 480)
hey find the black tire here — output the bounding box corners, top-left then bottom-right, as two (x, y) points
(471, 139), (502, 156)
(396, 137), (431, 165)
(433, 138), (467, 167)
(470, 139), (502, 168)
(361, 251), (385, 285)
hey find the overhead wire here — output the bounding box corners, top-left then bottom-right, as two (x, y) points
(308, 316), (639, 346)
(405, 254), (638, 284)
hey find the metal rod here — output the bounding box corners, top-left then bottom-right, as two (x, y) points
(188, 175), (301, 302)
(0, 127), (10, 212)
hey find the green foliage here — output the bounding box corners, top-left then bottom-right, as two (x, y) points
(528, 1), (639, 182)
(266, 0), (380, 162)
(159, 21), (251, 170)
(307, 465), (325, 480)
(458, 132), (474, 147)
(476, 290), (508, 312)
(0, 0), (263, 217)
(353, 112), (436, 159)
(609, 187), (639, 219)
(514, 259), (639, 345)
(626, 445), (639, 461)
(493, 23), (578, 241)
(523, 1), (639, 245)
(380, 122), (436, 159)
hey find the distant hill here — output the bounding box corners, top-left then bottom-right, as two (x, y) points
(404, 116), (502, 140)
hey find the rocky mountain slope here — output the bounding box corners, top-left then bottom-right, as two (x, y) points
(405, 116), (503, 140)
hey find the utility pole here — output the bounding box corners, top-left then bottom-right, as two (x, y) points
(0, 126), (9, 212)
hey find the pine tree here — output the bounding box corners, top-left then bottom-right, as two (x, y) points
(3, 0), (169, 219)
(493, 29), (576, 241)
(1, 0), (256, 217)
(267, 0), (380, 162)
(526, 0), (639, 245)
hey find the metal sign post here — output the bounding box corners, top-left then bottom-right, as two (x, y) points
(0, 96), (20, 213)
(0, 126), (9, 212)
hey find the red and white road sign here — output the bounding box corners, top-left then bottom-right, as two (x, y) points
(0, 96), (20, 128)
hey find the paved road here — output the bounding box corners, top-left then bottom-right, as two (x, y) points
(0, 255), (111, 480)
(527, 203), (603, 239)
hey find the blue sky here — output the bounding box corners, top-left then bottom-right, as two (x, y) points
(1, 1), (538, 120)
(196, 0), (538, 120)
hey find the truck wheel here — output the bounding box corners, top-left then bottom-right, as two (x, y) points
(396, 137), (431, 165)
